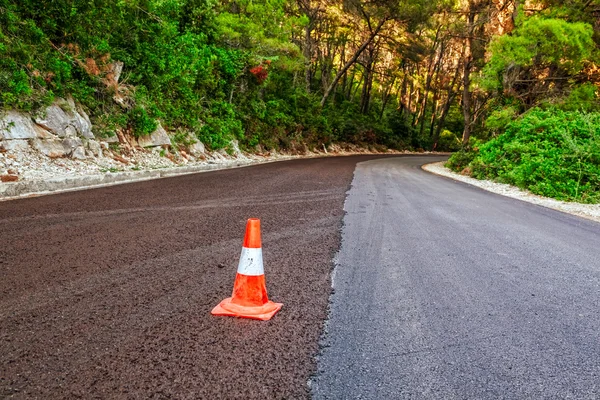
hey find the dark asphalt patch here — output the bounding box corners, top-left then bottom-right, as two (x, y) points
(0, 155), (400, 399)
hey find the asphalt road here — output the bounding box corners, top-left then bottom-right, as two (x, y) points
(0, 155), (393, 399)
(311, 157), (600, 399)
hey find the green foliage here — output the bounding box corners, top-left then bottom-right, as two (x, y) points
(555, 84), (600, 113)
(0, 0), (447, 152)
(479, 16), (595, 107)
(462, 108), (600, 203)
(199, 101), (243, 149)
(128, 106), (157, 137)
(437, 130), (462, 152)
(446, 147), (477, 172)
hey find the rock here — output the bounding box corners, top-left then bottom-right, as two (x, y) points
(86, 140), (102, 157)
(34, 104), (73, 137)
(100, 134), (119, 143)
(1, 174), (18, 182)
(34, 99), (94, 138)
(66, 96), (76, 110)
(72, 146), (86, 160)
(73, 107), (94, 139)
(0, 111), (40, 139)
(113, 154), (129, 164)
(32, 139), (66, 158)
(189, 140), (205, 156)
(211, 151), (226, 161)
(1, 139), (30, 151)
(229, 140), (247, 159)
(62, 137), (83, 155)
(137, 123), (171, 147)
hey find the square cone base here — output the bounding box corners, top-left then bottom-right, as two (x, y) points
(211, 297), (283, 321)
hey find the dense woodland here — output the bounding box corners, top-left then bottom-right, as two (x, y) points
(1, 0), (599, 201)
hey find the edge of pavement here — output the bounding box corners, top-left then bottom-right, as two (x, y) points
(0, 151), (449, 202)
(422, 161), (600, 224)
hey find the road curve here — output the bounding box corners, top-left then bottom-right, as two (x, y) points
(311, 157), (600, 399)
(0, 155), (401, 399)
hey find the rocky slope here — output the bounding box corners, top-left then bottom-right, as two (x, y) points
(0, 97), (254, 184)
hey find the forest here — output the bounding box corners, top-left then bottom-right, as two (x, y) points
(0, 0), (599, 201)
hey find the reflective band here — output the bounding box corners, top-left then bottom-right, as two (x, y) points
(237, 247), (264, 276)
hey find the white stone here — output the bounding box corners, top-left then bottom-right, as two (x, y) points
(100, 134), (119, 143)
(72, 146), (86, 160)
(35, 99), (95, 139)
(230, 140), (247, 159)
(62, 137), (83, 155)
(189, 140), (205, 156)
(64, 125), (78, 138)
(87, 140), (102, 157)
(32, 139), (66, 158)
(137, 123), (171, 147)
(35, 104), (72, 137)
(73, 107), (94, 139)
(0, 111), (39, 139)
(1, 139), (30, 151)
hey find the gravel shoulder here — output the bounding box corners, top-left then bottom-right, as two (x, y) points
(423, 161), (600, 224)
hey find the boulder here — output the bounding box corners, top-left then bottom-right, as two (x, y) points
(137, 123), (171, 147)
(86, 139), (103, 157)
(1, 139), (30, 151)
(62, 137), (83, 155)
(34, 104), (73, 137)
(100, 134), (119, 143)
(73, 107), (94, 139)
(72, 146), (86, 160)
(0, 111), (40, 139)
(34, 99), (95, 139)
(32, 139), (67, 158)
(189, 140), (206, 156)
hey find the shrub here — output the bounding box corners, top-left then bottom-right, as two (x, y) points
(446, 148), (477, 172)
(468, 108), (600, 203)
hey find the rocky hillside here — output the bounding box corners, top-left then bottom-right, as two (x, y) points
(0, 97), (254, 184)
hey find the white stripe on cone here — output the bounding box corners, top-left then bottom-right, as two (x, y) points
(237, 247), (264, 276)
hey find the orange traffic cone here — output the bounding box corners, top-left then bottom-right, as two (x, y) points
(211, 218), (283, 321)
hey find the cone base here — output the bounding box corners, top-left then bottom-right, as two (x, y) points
(211, 297), (283, 321)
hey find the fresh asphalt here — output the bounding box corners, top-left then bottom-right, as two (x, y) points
(1, 155), (389, 399)
(311, 157), (600, 399)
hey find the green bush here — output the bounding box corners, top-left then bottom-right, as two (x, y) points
(446, 147), (477, 172)
(468, 108), (600, 203)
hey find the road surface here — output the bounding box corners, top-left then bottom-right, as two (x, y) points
(2, 155), (599, 399)
(0, 155), (393, 399)
(311, 157), (600, 399)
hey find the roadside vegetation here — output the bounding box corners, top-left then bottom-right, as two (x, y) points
(0, 0), (598, 201)
(447, 1), (599, 203)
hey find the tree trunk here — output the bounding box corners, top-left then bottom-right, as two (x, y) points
(304, 22), (313, 93)
(461, 2), (476, 146)
(380, 76), (396, 120)
(432, 42), (467, 147)
(320, 17), (388, 107)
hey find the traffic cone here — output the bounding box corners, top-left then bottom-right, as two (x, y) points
(211, 218), (283, 321)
